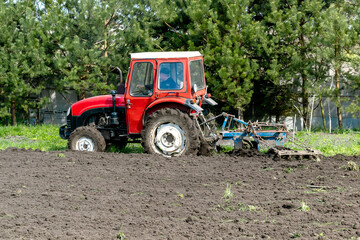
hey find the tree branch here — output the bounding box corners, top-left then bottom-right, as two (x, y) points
(164, 21), (183, 40)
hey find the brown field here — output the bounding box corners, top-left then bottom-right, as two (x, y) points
(0, 148), (359, 239)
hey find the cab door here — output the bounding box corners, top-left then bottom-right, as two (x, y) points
(125, 60), (157, 134)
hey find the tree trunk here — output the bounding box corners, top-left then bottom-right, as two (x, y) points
(81, 92), (86, 100)
(335, 69), (343, 130)
(36, 108), (40, 125)
(301, 77), (309, 130)
(335, 43), (343, 130)
(319, 93), (327, 131)
(104, 38), (108, 57)
(11, 100), (17, 126)
(300, 24), (309, 130)
(309, 96), (315, 133)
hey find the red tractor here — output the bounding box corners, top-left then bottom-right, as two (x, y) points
(60, 51), (217, 156)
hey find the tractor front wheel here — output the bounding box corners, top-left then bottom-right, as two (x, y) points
(68, 126), (106, 152)
(141, 108), (199, 157)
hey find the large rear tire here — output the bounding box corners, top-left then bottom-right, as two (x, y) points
(141, 108), (199, 157)
(68, 126), (106, 152)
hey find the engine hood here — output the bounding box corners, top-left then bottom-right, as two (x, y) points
(71, 94), (125, 116)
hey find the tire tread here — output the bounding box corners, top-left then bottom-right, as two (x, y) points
(141, 108), (199, 156)
(68, 126), (106, 152)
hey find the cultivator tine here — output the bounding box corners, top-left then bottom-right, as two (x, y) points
(273, 148), (322, 160)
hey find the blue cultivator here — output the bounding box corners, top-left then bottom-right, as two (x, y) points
(198, 113), (321, 158)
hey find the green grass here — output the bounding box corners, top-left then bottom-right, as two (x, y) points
(223, 183), (233, 203)
(0, 124), (67, 151)
(106, 143), (143, 153)
(299, 201), (310, 212)
(0, 124), (144, 153)
(286, 131), (360, 156)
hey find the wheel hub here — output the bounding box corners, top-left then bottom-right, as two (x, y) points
(76, 137), (95, 151)
(154, 123), (186, 155)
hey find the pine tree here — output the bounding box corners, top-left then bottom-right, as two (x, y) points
(110, 0), (160, 76)
(42, 0), (111, 100)
(41, 0), (159, 100)
(320, 0), (360, 129)
(147, 0), (261, 113)
(0, 1), (50, 125)
(253, 0), (329, 128)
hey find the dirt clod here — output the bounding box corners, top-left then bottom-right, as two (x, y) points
(227, 148), (265, 157)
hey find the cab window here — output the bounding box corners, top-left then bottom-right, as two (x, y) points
(129, 62), (154, 96)
(190, 60), (205, 91)
(158, 62), (184, 90)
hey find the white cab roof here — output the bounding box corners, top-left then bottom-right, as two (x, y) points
(131, 51), (202, 59)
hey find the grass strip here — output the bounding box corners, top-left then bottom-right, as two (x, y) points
(0, 124), (144, 153)
(0, 125), (359, 156)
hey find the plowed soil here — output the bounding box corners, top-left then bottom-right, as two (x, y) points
(1, 148), (360, 240)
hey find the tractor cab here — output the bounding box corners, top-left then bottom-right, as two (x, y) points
(124, 51), (208, 135)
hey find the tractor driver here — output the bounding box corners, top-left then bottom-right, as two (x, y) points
(159, 68), (179, 90)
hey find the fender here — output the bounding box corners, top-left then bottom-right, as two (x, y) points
(145, 96), (187, 112)
(143, 96), (203, 124)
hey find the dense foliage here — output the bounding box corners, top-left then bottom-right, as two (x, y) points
(0, 0), (359, 128)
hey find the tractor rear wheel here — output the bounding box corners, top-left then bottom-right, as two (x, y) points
(141, 108), (199, 157)
(68, 126), (106, 152)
